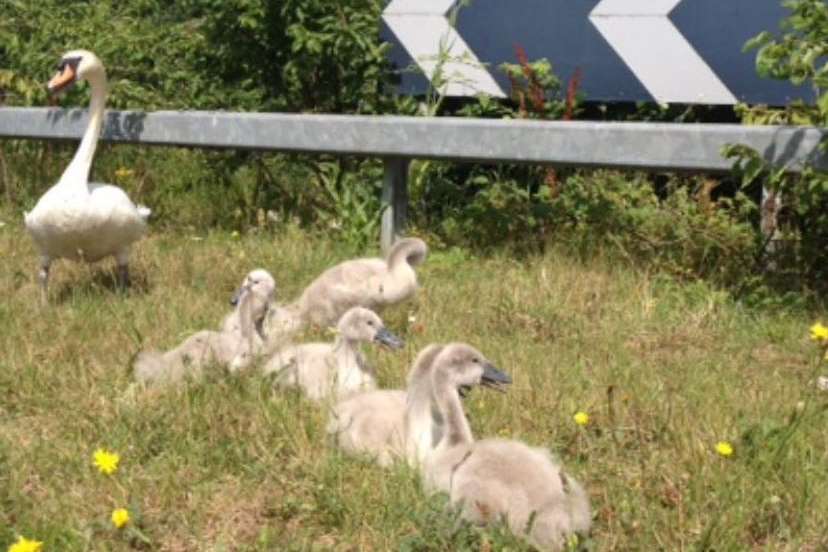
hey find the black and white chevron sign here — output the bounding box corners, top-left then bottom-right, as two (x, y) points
(382, 0), (810, 105)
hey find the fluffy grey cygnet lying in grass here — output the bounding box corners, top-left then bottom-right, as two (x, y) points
(421, 343), (592, 552)
(133, 269), (276, 386)
(294, 237), (427, 327)
(262, 307), (404, 401)
(327, 343), (445, 467)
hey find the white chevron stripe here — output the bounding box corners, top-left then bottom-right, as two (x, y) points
(383, 0), (506, 98)
(589, 0), (737, 104)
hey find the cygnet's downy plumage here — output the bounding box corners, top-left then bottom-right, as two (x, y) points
(421, 343), (591, 552)
(262, 307), (404, 401)
(220, 293), (301, 357)
(261, 302), (305, 353)
(327, 343), (444, 467)
(295, 237), (427, 327)
(134, 269), (276, 386)
(219, 270), (276, 338)
(221, 288), (304, 354)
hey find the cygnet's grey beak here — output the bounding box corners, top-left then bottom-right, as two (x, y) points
(373, 327), (404, 350)
(229, 286), (246, 306)
(480, 363), (511, 392)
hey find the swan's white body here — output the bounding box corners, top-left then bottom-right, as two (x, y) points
(263, 307), (403, 401)
(296, 238), (427, 327)
(24, 50), (149, 301)
(134, 269), (276, 386)
(25, 182), (149, 263)
(327, 344), (444, 467)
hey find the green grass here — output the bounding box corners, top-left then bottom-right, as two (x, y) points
(0, 208), (826, 551)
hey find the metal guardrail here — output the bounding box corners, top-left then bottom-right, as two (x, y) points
(1, 107), (826, 249)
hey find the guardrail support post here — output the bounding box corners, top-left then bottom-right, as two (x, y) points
(381, 157), (410, 253)
(760, 185), (781, 269)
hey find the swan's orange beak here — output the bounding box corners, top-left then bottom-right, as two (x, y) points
(47, 64), (76, 96)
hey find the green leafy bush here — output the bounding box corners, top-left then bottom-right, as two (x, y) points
(409, 55), (758, 288)
(725, 0), (828, 295)
(0, 0), (400, 113)
(551, 172), (757, 285)
(0, 0), (405, 244)
(1, 0), (824, 298)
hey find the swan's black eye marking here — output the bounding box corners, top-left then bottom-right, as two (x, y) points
(56, 57), (81, 72)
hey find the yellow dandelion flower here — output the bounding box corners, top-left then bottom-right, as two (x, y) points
(8, 536), (43, 552)
(111, 508), (130, 529)
(92, 448), (120, 475)
(810, 322), (828, 343)
(114, 167), (134, 180)
(715, 441), (734, 457)
(573, 412), (589, 426)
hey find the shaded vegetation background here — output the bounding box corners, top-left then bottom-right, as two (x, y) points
(0, 0), (825, 304)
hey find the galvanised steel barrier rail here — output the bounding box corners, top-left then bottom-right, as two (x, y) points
(1, 107), (826, 249)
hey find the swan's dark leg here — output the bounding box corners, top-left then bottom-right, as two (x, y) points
(38, 256), (51, 306)
(115, 249), (130, 288)
(117, 264), (130, 288)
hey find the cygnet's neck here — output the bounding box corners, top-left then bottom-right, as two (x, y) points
(332, 336), (372, 391)
(376, 253), (417, 305)
(58, 72), (107, 188)
(405, 372), (442, 464)
(238, 292), (269, 343)
(387, 241), (413, 268)
(431, 371), (474, 449)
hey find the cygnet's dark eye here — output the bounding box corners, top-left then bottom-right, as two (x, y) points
(367, 320), (375, 326)
(472, 357), (479, 363)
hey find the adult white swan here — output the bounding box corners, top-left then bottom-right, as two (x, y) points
(24, 50), (150, 303)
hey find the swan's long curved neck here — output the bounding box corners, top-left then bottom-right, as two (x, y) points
(432, 372), (473, 448)
(59, 72), (107, 187)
